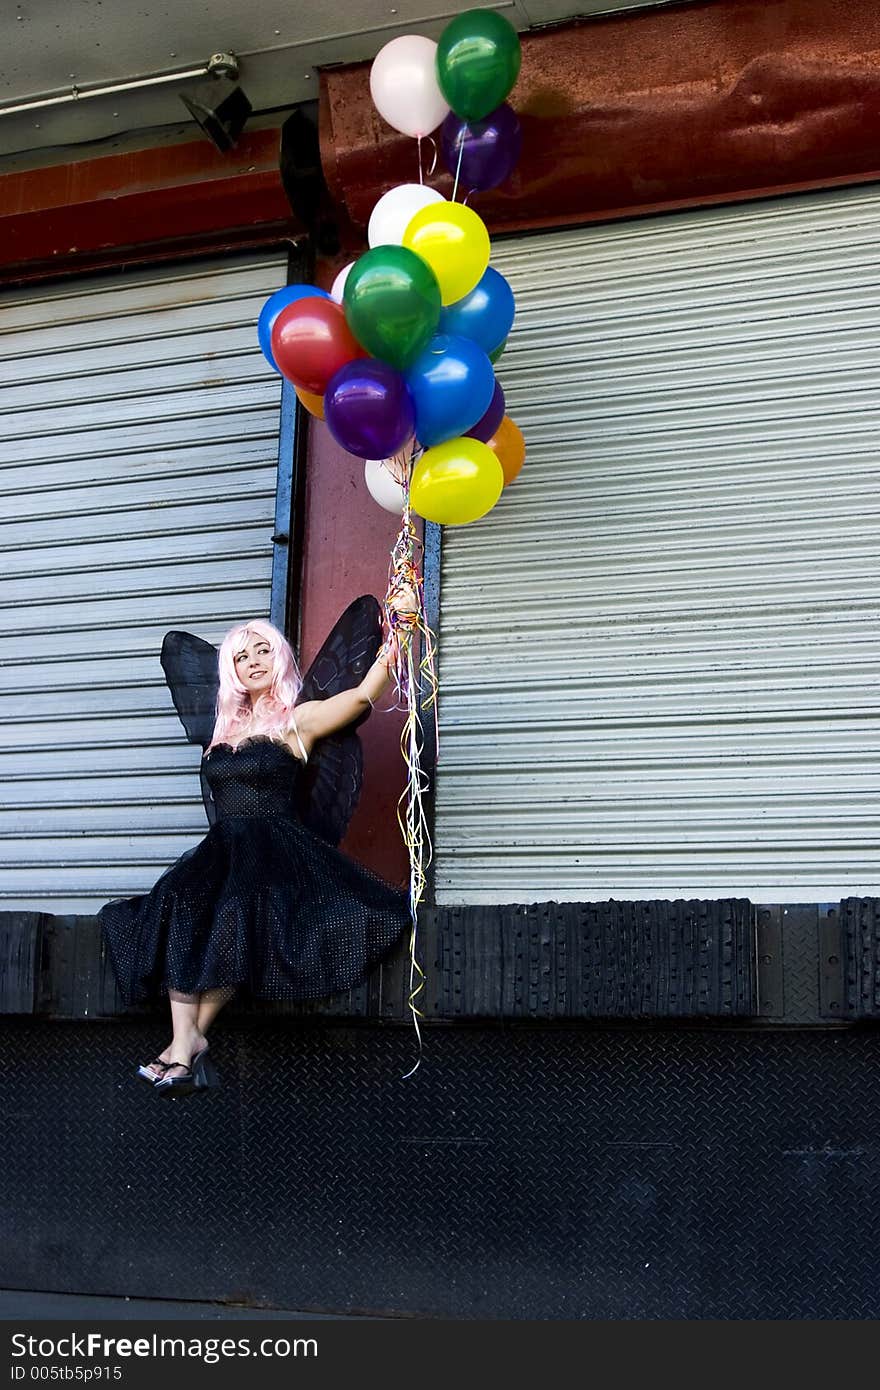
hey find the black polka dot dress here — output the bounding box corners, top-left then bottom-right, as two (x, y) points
(98, 737), (410, 1006)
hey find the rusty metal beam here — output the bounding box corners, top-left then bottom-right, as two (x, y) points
(321, 0), (880, 236)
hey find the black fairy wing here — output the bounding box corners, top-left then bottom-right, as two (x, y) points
(160, 630), (220, 747)
(295, 595), (383, 845)
(296, 595), (382, 709)
(160, 630), (220, 825)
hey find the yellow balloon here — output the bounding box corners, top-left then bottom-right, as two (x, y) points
(295, 386), (325, 419)
(402, 201), (490, 306)
(410, 436), (504, 525)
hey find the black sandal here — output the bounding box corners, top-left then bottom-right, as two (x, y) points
(136, 1056), (172, 1085)
(154, 1046), (220, 1098)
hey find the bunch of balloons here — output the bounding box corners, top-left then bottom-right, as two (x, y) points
(255, 8), (526, 527)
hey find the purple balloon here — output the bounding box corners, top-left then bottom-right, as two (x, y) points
(324, 359), (415, 461)
(441, 102), (522, 193)
(466, 379), (506, 443)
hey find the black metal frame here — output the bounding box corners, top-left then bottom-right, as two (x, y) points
(269, 241), (312, 646)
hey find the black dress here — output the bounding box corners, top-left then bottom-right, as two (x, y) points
(98, 737), (410, 1006)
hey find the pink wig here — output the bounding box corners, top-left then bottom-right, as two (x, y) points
(208, 618), (302, 751)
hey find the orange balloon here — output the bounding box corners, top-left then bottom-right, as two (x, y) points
(295, 386), (325, 419)
(486, 416), (525, 485)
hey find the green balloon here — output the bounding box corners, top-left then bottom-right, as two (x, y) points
(344, 245), (441, 371)
(489, 337), (507, 365)
(436, 10), (522, 122)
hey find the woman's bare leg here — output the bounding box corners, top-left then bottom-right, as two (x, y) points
(141, 986), (233, 1081)
(197, 986), (236, 1036)
(151, 989), (207, 1081)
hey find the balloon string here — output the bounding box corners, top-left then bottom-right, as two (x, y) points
(381, 475), (438, 1078)
(399, 634), (428, 1081)
(452, 128), (466, 202)
(417, 135), (439, 186)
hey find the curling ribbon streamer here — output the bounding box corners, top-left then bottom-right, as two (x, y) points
(380, 446), (439, 1077)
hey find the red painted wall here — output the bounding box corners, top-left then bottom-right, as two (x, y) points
(0, 128), (297, 282)
(297, 382), (412, 885)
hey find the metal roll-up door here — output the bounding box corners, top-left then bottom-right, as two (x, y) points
(0, 252), (287, 913)
(435, 184), (880, 904)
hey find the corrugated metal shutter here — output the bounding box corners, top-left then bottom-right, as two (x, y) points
(1, 252), (286, 912)
(435, 184), (880, 904)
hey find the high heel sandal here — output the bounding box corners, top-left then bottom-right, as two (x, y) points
(154, 1045), (221, 1098)
(136, 1057), (172, 1085)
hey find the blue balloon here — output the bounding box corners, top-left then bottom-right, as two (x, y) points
(439, 267), (515, 356)
(258, 284), (331, 372)
(406, 333), (496, 448)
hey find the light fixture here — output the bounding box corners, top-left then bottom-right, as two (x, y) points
(179, 53), (252, 153)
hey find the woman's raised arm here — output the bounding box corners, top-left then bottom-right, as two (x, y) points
(293, 585), (417, 745)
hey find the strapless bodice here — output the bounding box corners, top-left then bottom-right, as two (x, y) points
(202, 737), (304, 820)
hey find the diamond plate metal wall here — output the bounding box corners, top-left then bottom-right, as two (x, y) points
(755, 904), (843, 1024)
(2, 1018), (879, 1319)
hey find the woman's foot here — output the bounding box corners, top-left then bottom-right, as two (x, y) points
(138, 1046), (176, 1083)
(136, 1055), (172, 1084)
(139, 1029), (208, 1083)
(159, 1028), (209, 1082)
(154, 1036), (220, 1097)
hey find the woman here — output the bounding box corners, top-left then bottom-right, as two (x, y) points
(98, 589), (415, 1098)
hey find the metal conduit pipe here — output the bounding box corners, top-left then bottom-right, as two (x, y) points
(0, 52), (240, 118)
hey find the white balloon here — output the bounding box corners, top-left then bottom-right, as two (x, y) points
(331, 261), (355, 303)
(368, 183), (444, 249)
(364, 458), (407, 514)
(369, 34), (450, 139)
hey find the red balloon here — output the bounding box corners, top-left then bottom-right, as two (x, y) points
(270, 297), (365, 395)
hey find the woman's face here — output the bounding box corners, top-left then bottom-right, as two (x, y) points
(234, 634), (274, 699)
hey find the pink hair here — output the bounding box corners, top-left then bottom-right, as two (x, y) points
(208, 618), (302, 751)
